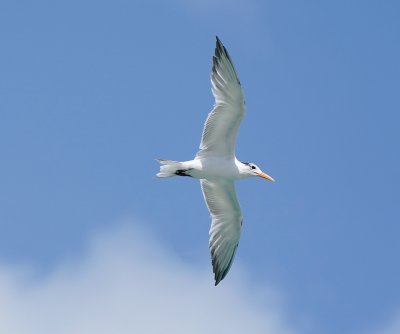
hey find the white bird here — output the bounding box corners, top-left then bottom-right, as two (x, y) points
(157, 36), (274, 285)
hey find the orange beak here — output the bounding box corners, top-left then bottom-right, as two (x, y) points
(256, 171), (275, 182)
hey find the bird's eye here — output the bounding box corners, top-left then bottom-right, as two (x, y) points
(251, 165), (256, 170)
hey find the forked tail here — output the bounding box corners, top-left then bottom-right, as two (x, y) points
(156, 159), (184, 178)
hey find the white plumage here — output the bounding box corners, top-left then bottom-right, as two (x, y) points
(157, 37), (274, 285)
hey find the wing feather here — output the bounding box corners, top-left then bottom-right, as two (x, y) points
(200, 179), (242, 285)
(196, 37), (246, 159)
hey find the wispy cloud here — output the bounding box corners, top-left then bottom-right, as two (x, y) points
(0, 222), (299, 334)
(368, 311), (400, 334)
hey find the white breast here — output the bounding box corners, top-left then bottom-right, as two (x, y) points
(184, 157), (243, 180)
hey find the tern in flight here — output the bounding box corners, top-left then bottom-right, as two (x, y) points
(157, 37), (274, 285)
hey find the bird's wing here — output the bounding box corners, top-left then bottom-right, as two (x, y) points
(200, 179), (242, 285)
(196, 37), (246, 159)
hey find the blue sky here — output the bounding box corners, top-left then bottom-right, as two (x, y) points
(1, 1), (399, 333)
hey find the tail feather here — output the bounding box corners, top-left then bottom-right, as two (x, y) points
(156, 159), (183, 178)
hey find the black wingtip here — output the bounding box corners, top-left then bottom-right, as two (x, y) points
(211, 243), (239, 286)
(214, 273), (223, 286)
(211, 256), (228, 286)
(212, 36), (240, 85)
(215, 36), (224, 50)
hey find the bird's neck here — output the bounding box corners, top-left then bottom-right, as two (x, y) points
(235, 160), (251, 178)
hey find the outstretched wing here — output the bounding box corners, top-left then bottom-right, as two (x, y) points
(200, 179), (242, 285)
(196, 37), (246, 159)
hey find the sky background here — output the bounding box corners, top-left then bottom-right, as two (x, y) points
(1, 1), (400, 333)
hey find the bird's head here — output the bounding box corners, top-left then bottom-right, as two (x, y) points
(242, 162), (275, 182)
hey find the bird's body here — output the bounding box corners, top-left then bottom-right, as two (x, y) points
(157, 37), (274, 285)
(160, 157), (247, 180)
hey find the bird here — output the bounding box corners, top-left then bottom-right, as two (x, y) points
(156, 36), (274, 285)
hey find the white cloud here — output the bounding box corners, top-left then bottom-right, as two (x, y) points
(0, 222), (300, 334)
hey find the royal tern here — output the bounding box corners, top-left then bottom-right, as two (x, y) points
(157, 37), (274, 285)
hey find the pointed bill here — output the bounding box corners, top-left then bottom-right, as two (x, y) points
(256, 171), (275, 182)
